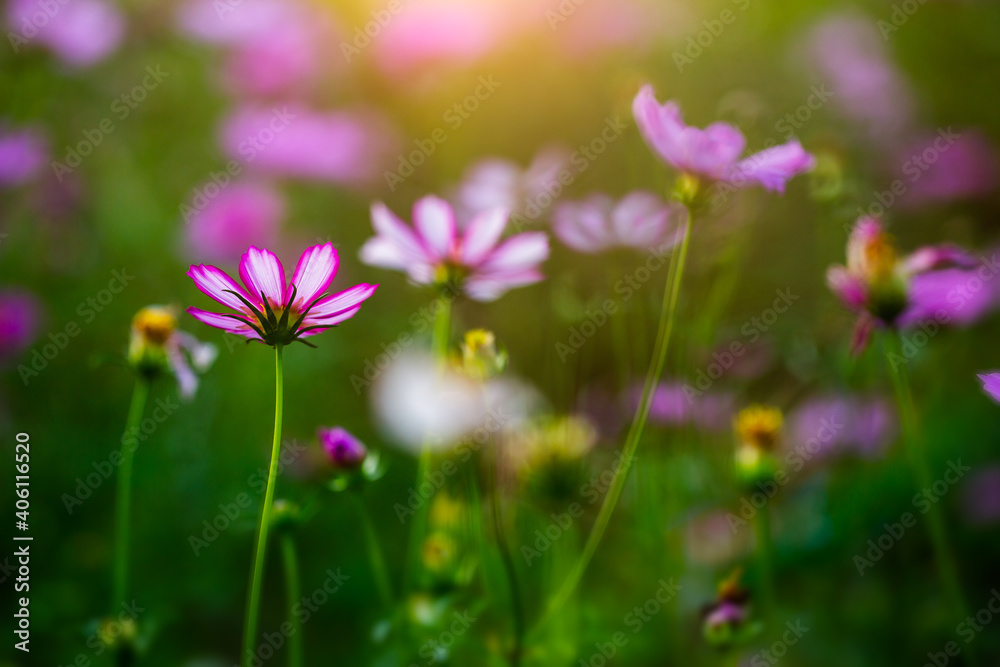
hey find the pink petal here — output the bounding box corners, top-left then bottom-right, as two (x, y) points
(460, 207), (508, 265)
(902, 245), (978, 275)
(187, 307), (261, 339)
(632, 85), (686, 168)
(732, 140), (815, 193)
(368, 201), (432, 263)
(552, 198), (610, 253)
(413, 195), (457, 260)
(611, 191), (672, 248)
(300, 305), (362, 334)
(850, 313), (877, 357)
(288, 242), (338, 307)
(188, 264), (256, 311)
(307, 283), (379, 320)
(166, 345), (198, 400)
(465, 269), (544, 302)
(978, 373), (1000, 404)
(826, 266), (867, 310)
(359, 236), (413, 271)
(239, 246), (286, 305)
(478, 232), (549, 274)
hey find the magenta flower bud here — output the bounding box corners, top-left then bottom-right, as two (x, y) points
(318, 427), (367, 470)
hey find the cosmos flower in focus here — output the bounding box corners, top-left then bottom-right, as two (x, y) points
(553, 191), (681, 254)
(453, 147), (569, 224)
(128, 306), (217, 399)
(318, 427), (368, 471)
(361, 195), (549, 301)
(187, 243), (378, 346)
(0, 125), (47, 187)
(219, 105), (397, 187)
(183, 181), (284, 262)
(0, 289), (41, 362)
(632, 85), (814, 193)
(978, 373), (1000, 405)
(7, 0), (124, 67)
(826, 216), (994, 353)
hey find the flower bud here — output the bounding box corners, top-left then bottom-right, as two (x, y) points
(318, 427), (368, 470)
(128, 306), (178, 377)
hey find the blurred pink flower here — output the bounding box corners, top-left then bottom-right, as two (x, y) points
(979, 373), (1000, 404)
(177, 0), (335, 97)
(0, 125), (46, 187)
(454, 147), (569, 225)
(633, 86), (814, 192)
(550, 0), (659, 59)
(373, 1), (510, 77)
(895, 131), (998, 208)
(961, 465), (1000, 525)
(187, 243), (378, 345)
(219, 105), (397, 186)
(318, 427), (368, 470)
(633, 381), (734, 432)
(183, 181), (284, 263)
(361, 195), (549, 301)
(7, 0), (124, 67)
(552, 191), (680, 253)
(803, 12), (915, 147)
(826, 217), (992, 353)
(0, 289), (42, 361)
(787, 394), (896, 460)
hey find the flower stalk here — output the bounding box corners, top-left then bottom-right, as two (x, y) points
(280, 532), (303, 667)
(113, 377), (150, 613)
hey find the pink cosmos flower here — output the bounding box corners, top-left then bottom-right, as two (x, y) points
(453, 147), (569, 225)
(632, 85), (814, 192)
(360, 195), (549, 302)
(895, 131), (998, 208)
(0, 126), (47, 187)
(979, 373), (1000, 404)
(0, 289), (41, 361)
(219, 105), (397, 187)
(186, 243), (377, 346)
(826, 217), (991, 353)
(7, 0), (124, 67)
(183, 181), (284, 262)
(552, 191), (681, 253)
(318, 427), (368, 470)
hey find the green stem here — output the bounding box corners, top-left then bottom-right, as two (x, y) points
(884, 335), (975, 663)
(353, 492), (394, 608)
(242, 345), (285, 667)
(405, 292), (452, 594)
(113, 378), (150, 613)
(490, 457), (524, 666)
(754, 502), (776, 617)
(539, 213), (693, 624)
(280, 534), (303, 667)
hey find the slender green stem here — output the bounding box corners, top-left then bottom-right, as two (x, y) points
(608, 262), (631, 390)
(489, 456), (524, 666)
(353, 492), (394, 608)
(884, 335), (976, 664)
(405, 291), (452, 594)
(242, 345), (285, 667)
(539, 213), (693, 624)
(280, 534), (303, 667)
(753, 502), (776, 617)
(113, 378), (150, 613)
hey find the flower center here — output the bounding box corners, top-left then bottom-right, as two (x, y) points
(133, 306), (177, 345)
(734, 405), (783, 451)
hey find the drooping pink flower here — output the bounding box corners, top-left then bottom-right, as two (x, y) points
(219, 105), (396, 186)
(453, 147), (569, 225)
(186, 243), (377, 346)
(632, 85), (814, 192)
(895, 131), (998, 208)
(552, 191), (680, 253)
(0, 289), (42, 361)
(7, 0), (124, 67)
(0, 125), (47, 187)
(360, 195), (549, 302)
(978, 373), (1000, 404)
(826, 216), (991, 353)
(183, 181), (284, 262)
(318, 427), (368, 470)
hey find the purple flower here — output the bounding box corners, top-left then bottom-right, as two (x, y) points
(0, 126), (47, 187)
(8, 0), (124, 67)
(787, 394), (896, 460)
(318, 427), (368, 470)
(634, 381), (734, 432)
(895, 131), (998, 208)
(183, 181), (284, 262)
(962, 466), (1000, 525)
(360, 195), (549, 301)
(826, 217), (988, 353)
(186, 243), (378, 346)
(453, 147), (569, 224)
(219, 105), (397, 187)
(978, 373), (1000, 404)
(0, 289), (41, 361)
(632, 85), (814, 192)
(552, 191), (681, 253)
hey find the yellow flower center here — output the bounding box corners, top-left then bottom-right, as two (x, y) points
(734, 405), (783, 451)
(864, 232), (898, 283)
(133, 306), (177, 345)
